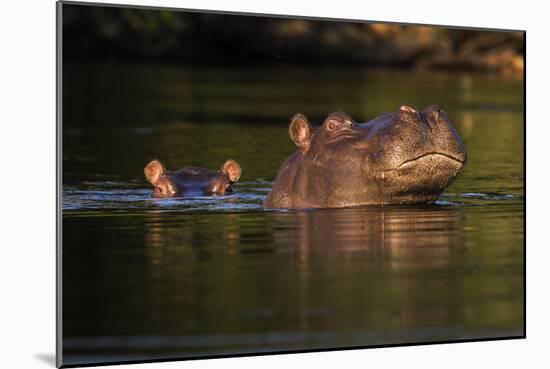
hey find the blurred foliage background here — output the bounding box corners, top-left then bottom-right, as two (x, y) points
(63, 4), (524, 75)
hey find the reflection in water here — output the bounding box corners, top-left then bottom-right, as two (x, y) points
(272, 207), (462, 254)
(142, 206), (464, 267)
(63, 203), (522, 365)
(265, 207), (465, 335)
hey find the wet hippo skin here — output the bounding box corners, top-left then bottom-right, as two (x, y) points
(264, 105), (467, 209)
(144, 159), (241, 198)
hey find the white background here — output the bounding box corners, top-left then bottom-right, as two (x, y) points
(1, 0), (547, 368)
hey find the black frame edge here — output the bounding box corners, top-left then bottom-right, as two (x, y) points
(59, 335), (525, 368)
(56, 1), (64, 368)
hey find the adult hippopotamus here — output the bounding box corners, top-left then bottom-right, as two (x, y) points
(264, 105), (466, 208)
(144, 159), (241, 198)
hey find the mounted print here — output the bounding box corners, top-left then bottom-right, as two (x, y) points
(57, 1), (525, 367)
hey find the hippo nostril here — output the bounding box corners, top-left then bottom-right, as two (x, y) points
(425, 105), (442, 120)
(399, 105), (417, 114)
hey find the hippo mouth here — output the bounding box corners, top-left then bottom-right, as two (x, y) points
(386, 152), (465, 171)
(377, 152), (466, 201)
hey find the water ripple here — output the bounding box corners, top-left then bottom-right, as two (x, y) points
(63, 182), (522, 213)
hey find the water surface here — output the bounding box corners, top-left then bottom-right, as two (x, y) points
(62, 65), (524, 366)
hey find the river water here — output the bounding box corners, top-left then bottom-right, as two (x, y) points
(61, 64), (524, 365)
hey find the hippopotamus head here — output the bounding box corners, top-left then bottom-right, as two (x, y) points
(264, 105), (467, 208)
(144, 159), (241, 198)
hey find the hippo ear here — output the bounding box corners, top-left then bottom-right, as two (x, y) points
(221, 159), (241, 183)
(144, 159), (165, 184)
(289, 113), (312, 151)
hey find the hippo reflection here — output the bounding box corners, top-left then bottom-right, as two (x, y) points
(142, 205), (465, 330)
(144, 159), (241, 198)
(264, 105), (467, 208)
(270, 205), (464, 266)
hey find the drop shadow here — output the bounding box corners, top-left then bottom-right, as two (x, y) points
(34, 353), (56, 367)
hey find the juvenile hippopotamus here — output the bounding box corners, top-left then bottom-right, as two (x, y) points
(144, 159), (241, 198)
(264, 105), (466, 208)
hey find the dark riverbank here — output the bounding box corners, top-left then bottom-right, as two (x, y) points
(63, 4), (524, 75)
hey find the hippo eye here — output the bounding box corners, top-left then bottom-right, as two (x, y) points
(327, 121), (336, 130)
